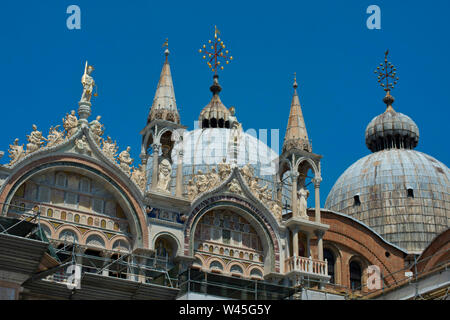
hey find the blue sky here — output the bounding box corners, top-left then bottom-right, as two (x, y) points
(0, 0), (449, 205)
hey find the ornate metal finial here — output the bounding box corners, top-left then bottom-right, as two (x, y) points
(198, 26), (233, 75)
(374, 50), (399, 107)
(162, 38), (169, 58)
(293, 72), (298, 89)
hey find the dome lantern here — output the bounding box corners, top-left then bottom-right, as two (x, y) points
(365, 51), (419, 152)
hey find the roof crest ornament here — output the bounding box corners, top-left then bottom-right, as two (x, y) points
(374, 50), (399, 110)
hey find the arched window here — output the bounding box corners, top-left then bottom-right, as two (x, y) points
(74, 214), (80, 223)
(59, 230), (78, 243)
(86, 234), (105, 248)
(210, 261), (224, 271)
(79, 178), (90, 193)
(87, 217), (93, 226)
(101, 220), (106, 229)
(324, 249), (336, 284)
(350, 260), (362, 291)
(250, 268), (263, 278)
(56, 173), (67, 187)
(47, 208), (53, 217)
(230, 264), (243, 276)
(60, 211), (67, 220)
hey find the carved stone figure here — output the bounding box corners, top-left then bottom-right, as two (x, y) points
(228, 106), (241, 130)
(102, 136), (118, 161)
(187, 180), (198, 201)
(297, 187), (310, 218)
(218, 158), (231, 180)
(118, 146), (134, 175)
(227, 179), (243, 195)
(156, 159), (172, 192)
(195, 170), (209, 193)
(89, 115), (104, 145)
(131, 164), (147, 191)
(63, 110), (79, 138)
(248, 177), (258, 191)
(46, 125), (65, 147)
(270, 201), (282, 222)
(75, 136), (91, 155)
(80, 62), (95, 103)
(241, 163), (254, 184)
(26, 125), (46, 154)
(208, 167), (220, 188)
(8, 138), (25, 165)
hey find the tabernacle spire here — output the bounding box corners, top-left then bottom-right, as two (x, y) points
(282, 73), (311, 153)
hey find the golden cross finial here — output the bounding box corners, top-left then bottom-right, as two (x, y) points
(162, 38), (168, 49)
(199, 26), (233, 75)
(374, 50), (399, 93)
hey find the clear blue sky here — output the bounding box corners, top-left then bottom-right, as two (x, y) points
(0, 0), (448, 205)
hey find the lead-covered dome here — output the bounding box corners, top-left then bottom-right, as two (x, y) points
(325, 149), (449, 253)
(365, 94), (419, 152)
(326, 91), (449, 253)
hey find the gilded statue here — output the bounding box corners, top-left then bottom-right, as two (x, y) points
(80, 62), (95, 103)
(63, 110), (79, 138)
(46, 125), (65, 147)
(118, 146), (134, 175)
(89, 115), (104, 145)
(26, 125), (46, 154)
(8, 138), (25, 165)
(102, 136), (118, 161)
(131, 164), (147, 191)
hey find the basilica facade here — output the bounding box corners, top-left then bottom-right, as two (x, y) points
(0, 44), (448, 300)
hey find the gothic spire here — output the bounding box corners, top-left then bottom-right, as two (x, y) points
(282, 73), (311, 153)
(147, 43), (180, 124)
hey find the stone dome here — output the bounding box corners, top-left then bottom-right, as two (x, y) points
(326, 91), (449, 253)
(365, 104), (419, 152)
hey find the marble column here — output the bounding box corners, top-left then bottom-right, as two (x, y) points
(292, 227), (299, 257)
(291, 172), (299, 217)
(306, 232), (311, 257)
(315, 230), (324, 261)
(175, 150), (184, 197)
(151, 143), (161, 191)
(313, 177), (322, 223)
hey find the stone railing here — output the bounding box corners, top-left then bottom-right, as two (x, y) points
(285, 256), (328, 277)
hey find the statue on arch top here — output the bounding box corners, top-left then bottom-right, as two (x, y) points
(26, 124), (46, 154)
(63, 110), (79, 138)
(80, 62), (96, 103)
(8, 138), (25, 166)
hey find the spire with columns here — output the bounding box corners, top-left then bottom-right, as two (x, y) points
(147, 43), (180, 124)
(282, 73), (311, 153)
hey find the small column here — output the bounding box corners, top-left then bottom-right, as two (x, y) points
(306, 232), (311, 257)
(313, 177), (322, 223)
(151, 143), (161, 190)
(291, 172), (299, 217)
(315, 230), (324, 261)
(292, 227), (299, 258)
(175, 149), (184, 197)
